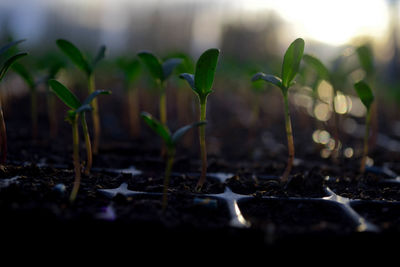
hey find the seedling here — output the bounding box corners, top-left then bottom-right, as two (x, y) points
(140, 111), (205, 210)
(56, 39), (106, 154)
(12, 62), (39, 139)
(353, 81), (374, 173)
(48, 79), (110, 202)
(0, 39), (28, 164)
(179, 48), (220, 190)
(137, 51), (182, 126)
(252, 38), (305, 182)
(116, 57), (141, 137)
(44, 59), (64, 138)
(303, 53), (341, 160)
(356, 44), (378, 151)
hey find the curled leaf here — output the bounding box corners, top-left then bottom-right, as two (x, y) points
(194, 48), (220, 97)
(354, 81), (374, 110)
(0, 52), (29, 81)
(171, 121), (207, 145)
(56, 39), (91, 76)
(137, 51), (163, 83)
(48, 79), (81, 109)
(281, 38), (305, 88)
(140, 111), (172, 146)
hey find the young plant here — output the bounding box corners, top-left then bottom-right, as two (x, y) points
(45, 59), (65, 138)
(356, 44), (378, 151)
(56, 39), (106, 154)
(140, 111), (205, 210)
(0, 40), (28, 164)
(137, 51), (182, 126)
(179, 48), (220, 190)
(353, 81), (374, 173)
(302, 53), (341, 160)
(48, 79), (110, 202)
(116, 57), (141, 137)
(12, 62), (39, 139)
(252, 38), (305, 183)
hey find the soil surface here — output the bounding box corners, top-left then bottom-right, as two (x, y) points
(1, 94), (400, 256)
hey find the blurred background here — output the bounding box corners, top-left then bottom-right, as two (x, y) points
(1, 0), (398, 59)
(1, 0), (400, 163)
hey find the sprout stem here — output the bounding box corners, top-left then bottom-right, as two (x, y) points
(128, 87), (140, 137)
(0, 100), (7, 164)
(360, 108), (372, 173)
(331, 88), (340, 162)
(88, 74), (100, 154)
(31, 88), (38, 140)
(196, 97), (208, 190)
(281, 93), (294, 183)
(162, 149), (175, 211)
(81, 114), (92, 175)
(159, 86), (167, 125)
(70, 116), (81, 203)
(47, 87), (57, 138)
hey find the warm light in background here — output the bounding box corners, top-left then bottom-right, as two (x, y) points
(0, 0), (394, 52)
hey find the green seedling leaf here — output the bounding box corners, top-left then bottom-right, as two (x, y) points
(303, 54), (330, 81)
(82, 90), (111, 106)
(118, 58), (141, 85)
(48, 79), (81, 109)
(140, 111), (172, 146)
(356, 44), (374, 76)
(12, 63), (35, 88)
(56, 39), (91, 75)
(92, 45), (106, 67)
(0, 39), (26, 55)
(281, 38), (305, 88)
(162, 58), (182, 80)
(179, 73), (195, 91)
(0, 52), (28, 81)
(75, 104), (92, 114)
(66, 109), (78, 123)
(194, 48), (220, 96)
(354, 81), (374, 110)
(171, 121), (207, 145)
(252, 72), (283, 88)
(137, 51), (163, 82)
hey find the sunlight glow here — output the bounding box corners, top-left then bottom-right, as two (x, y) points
(242, 0), (389, 46)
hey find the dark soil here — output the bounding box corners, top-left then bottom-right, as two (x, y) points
(1, 94), (400, 256)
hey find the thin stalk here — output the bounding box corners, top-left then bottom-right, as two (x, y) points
(47, 87), (58, 139)
(0, 98), (7, 164)
(70, 117), (81, 203)
(88, 74), (100, 154)
(159, 85), (167, 125)
(159, 83), (167, 157)
(281, 92), (294, 183)
(31, 88), (38, 140)
(81, 114), (92, 175)
(360, 109), (372, 173)
(331, 88), (340, 162)
(196, 97), (208, 190)
(162, 149), (175, 211)
(128, 87), (140, 137)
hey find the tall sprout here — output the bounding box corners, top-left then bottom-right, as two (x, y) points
(252, 38), (304, 183)
(56, 39), (106, 154)
(137, 51), (182, 126)
(302, 53), (341, 160)
(117, 58), (141, 137)
(48, 79), (110, 201)
(0, 40), (28, 163)
(141, 111), (205, 210)
(353, 81), (374, 173)
(12, 62), (39, 140)
(180, 48), (220, 190)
